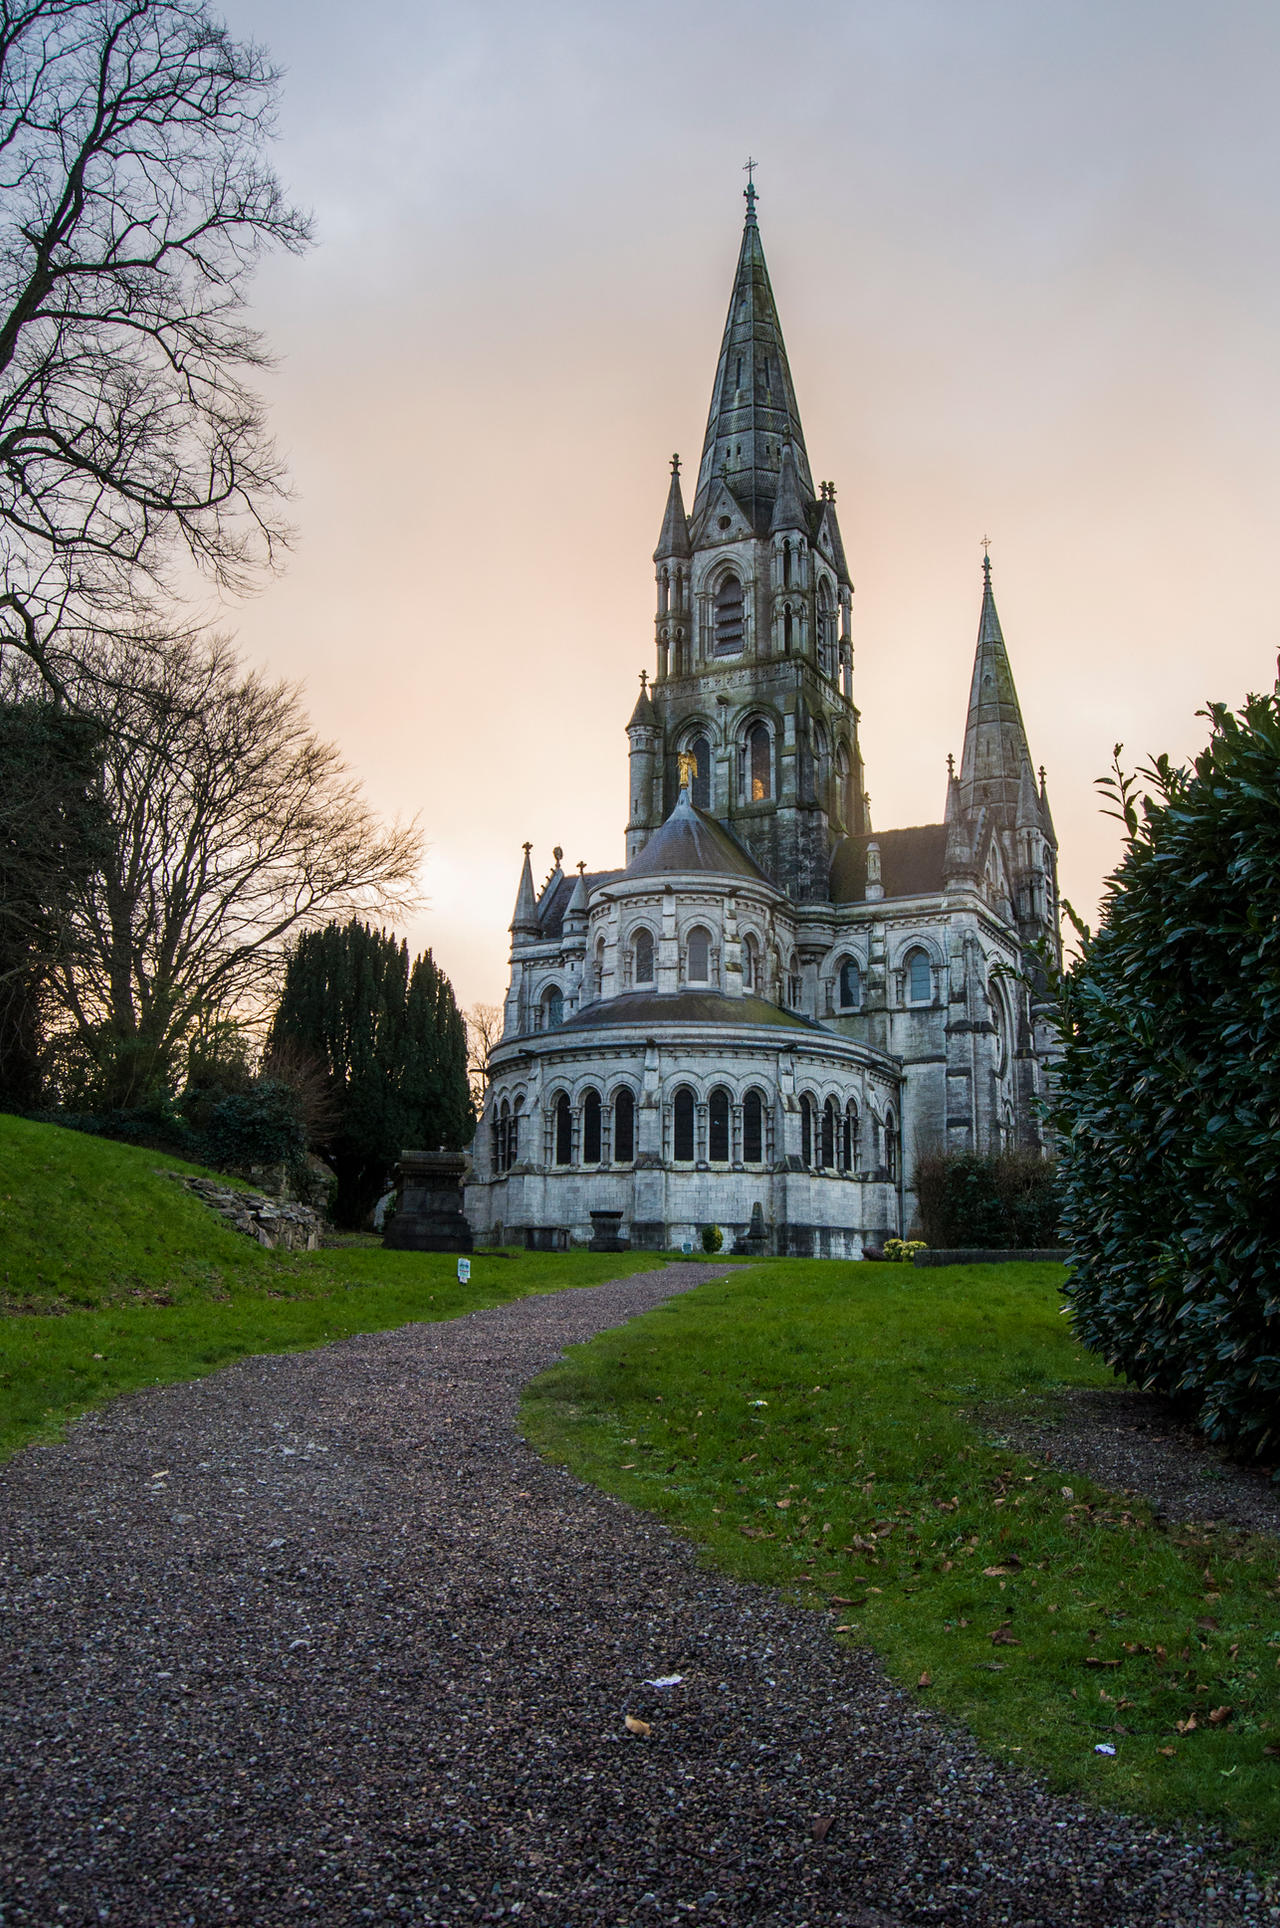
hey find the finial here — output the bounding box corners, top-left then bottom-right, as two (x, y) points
(577, 859), (586, 876)
(828, 481), (837, 504)
(743, 155), (758, 221)
(1038, 763), (1047, 790)
(522, 841), (532, 855)
(639, 669), (647, 690)
(947, 752), (955, 780)
(552, 845), (563, 864)
(981, 534), (992, 582)
(670, 452), (680, 476)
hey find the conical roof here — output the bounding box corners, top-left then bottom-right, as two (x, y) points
(653, 455), (692, 561)
(625, 783), (768, 883)
(627, 672), (657, 731)
(692, 191), (816, 536)
(958, 555), (1034, 822)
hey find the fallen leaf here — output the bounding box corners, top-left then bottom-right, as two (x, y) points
(917, 1671), (932, 1688)
(1175, 1715), (1198, 1735)
(979, 1661), (1007, 1672)
(1158, 1747), (1177, 1757)
(983, 1565), (1013, 1577)
(812, 1816), (833, 1843)
(1060, 1487), (1074, 1500)
(833, 1623), (858, 1633)
(1083, 1657), (1122, 1670)
(828, 1596), (855, 1605)
(1264, 1744), (1280, 1758)
(990, 1626), (1021, 1646)
(776, 1498), (792, 1509)
(624, 1715), (651, 1737)
(1208, 1706), (1233, 1727)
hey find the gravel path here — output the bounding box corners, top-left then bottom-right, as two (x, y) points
(1, 1265), (1276, 1928)
(999, 1389), (1280, 1539)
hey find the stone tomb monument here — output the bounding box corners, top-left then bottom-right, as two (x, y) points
(383, 1150), (473, 1253)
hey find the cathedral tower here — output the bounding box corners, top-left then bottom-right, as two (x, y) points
(632, 180), (865, 901)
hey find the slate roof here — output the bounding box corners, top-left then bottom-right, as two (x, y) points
(626, 789), (769, 883)
(536, 870), (624, 938)
(558, 990), (818, 1034)
(829, 824), (948, 904)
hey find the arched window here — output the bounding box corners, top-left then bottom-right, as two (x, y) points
(742, 932), (760, 992)
(885, 1112), (900, 1182)
(785, 954), (802, 1009)
(708, 1086), (731, 1162)
(834, 742), (850, 829)
(633, 926), (654, 985)
(801, 1094), (815, 1167)
(613, 1087), (635, 1163)
(492, 1098), (508, 1174)
(783, 603), (794, 653)
(544, 986), (564, 1029)
(510, 1095), (523, 1169)
(905, 948), (932, 1004)
(686, 925), (711, 983)
(554, 1092), (572, 1165)
(689, 733), (711, 811)
(673, 1085), (696, 1162)
(782, 540), (793, 588)
(817, 578), (834, 676)
(714, 574), (744, 654)
(743, 1088), (765, 1163)
(821, 1097), (838, 1170)
(593, 938), (605, 997)
(659, 566), (670, 615)
(844, 1101), (859, 1174)
(581, 1087), (602, 1164)
(838, 957), (861, 1010)
(748, 723), (771, 802)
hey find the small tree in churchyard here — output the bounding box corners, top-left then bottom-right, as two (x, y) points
(267, 920), (473, 1228)
(1053, 683), (1280, 1463)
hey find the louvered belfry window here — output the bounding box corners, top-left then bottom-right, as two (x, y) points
(714, 574), (744, 654)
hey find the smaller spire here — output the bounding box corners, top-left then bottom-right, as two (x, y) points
(1016, 757), (1040, 829)
(653, 453), (692, 561)
(509, 842), (538, 938)
(769, 442), (807, 534)
(565, 861), (589, 923)
(627, 669), (657, 731)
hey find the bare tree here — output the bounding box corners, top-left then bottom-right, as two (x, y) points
(49, 634), (422, 1104)
(464, 1000), (503, 1107)
(0, 0), (310, 694)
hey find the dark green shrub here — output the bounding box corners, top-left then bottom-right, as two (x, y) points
(701, 1224), (724, 1254)
(914, 1151), (1059, 1249)
(195, 1079), (306, 1174)
(1053, 691), (1280, 1463)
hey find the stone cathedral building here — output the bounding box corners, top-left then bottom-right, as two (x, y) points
(466, 186), (1061, 1256)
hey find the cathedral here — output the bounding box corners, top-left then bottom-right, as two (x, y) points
(465, 185), (1061, 1256)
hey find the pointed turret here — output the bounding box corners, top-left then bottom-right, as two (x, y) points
(627, 670), (657, 731)
(509, 842), (538, 940)
(1038, 764), (1057, 844)
(1016, 757), (1041, 830)
(564, 861), (589, 934)
(769, 442), (808, 535)
(958, 553), (1034, 821)
(654, 454), (692, 561)
(692, 185), (816, 536)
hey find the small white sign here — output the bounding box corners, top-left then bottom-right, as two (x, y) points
(457, 1258), (472, 1283)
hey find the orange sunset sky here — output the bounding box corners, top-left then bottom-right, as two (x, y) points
(212, 0), (1280, 1011)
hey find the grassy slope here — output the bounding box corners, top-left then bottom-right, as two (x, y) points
(522, 1258), (1280, 1857)
(0, 1114), (658, 1460)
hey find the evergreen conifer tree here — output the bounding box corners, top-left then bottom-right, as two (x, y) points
(268, 920), (473, 1226)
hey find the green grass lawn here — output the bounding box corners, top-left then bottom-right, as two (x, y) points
(0, 1113), (660, 1460)
(522, 1258), (1280, 1857)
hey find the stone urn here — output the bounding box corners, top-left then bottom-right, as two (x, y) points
(383, 1149), (473, 1253)
(588, 1209), (629, 1253)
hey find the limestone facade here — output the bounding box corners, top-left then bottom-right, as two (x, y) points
(466, 188), (1060, 1255)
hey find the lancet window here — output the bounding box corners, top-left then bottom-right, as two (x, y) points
(714, 574), (745, 655)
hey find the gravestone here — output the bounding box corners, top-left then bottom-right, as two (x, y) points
(588, 1209), (629, 1253)
(383, 1150), (473, 1252)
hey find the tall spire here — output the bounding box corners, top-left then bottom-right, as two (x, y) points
(958, 551), (1034, 821)
(653, 452), (692, 561)
(692, 181), (815, 535)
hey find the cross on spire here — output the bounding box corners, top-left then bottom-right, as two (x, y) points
(743, 155), (758, 221)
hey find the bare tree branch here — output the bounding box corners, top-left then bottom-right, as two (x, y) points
(0, 0), (310, 690)
(48, 633), (423, 1103)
